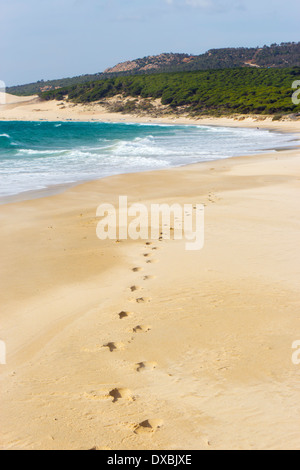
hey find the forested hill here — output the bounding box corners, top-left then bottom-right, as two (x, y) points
(7, 42), (300, 96)
(41, 67), (300, 117)
(104, 43), (300, 74)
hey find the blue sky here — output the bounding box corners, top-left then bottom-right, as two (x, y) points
(0, 0), (299, 86)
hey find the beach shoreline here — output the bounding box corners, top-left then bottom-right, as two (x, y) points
(0, 96), (299, 205)
(0, 94), (300, 450)
(0, 140), (299, 206)
(0, 92), (300, 134)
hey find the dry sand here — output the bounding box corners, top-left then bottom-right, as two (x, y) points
(0, 94), (300, 450)
(0, 92), (300, 133)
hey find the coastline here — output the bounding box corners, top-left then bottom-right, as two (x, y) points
(1, 140), (299, 206)
(1, 142), (300, 449)
(0, 93), (300, 134)
(0, 96), (299, 204)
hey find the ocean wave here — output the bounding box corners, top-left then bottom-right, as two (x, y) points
(109, 136), (171, 158)
(0, 121), (296, 199)
(122, 122), (186, 128)
(58, 148), (168, 167)
(18, 148), (65, 156)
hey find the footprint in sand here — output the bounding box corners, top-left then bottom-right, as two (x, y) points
(143, 253), (152, 258)
(134, 419), (164, 435)
(208, 192), (220, 204)
(132, 267), (142, 273)
(146, 259), (158, 264)
(143, 275), (156, 281)
(119, 311), (132, 319)
(103, 342), (124, 352)
(109, 388), (134, 403)
(130, 286), (140, 292)
(136, 297), (151, 304)
(145, 242), (152, 246)
(135, 361), (157, 372)
(133, 325), (152, 333)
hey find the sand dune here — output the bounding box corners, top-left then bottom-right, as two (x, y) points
(0, 144), (300, 450)
(0, 92), (38, 105)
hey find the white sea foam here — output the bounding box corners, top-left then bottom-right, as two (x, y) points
(18, 149), (65, 156)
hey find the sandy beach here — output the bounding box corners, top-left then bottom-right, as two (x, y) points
(1, 92), (300, 134)
(0, 94), (300, 450)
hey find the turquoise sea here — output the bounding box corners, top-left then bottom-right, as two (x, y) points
(0, 120), (296, 199)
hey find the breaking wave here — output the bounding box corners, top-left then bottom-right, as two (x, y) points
(0, 120), (296, 199)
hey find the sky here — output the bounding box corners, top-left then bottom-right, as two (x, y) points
(0, 0), (299, 86)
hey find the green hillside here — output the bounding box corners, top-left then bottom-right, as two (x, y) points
(41, 67), (300, 117)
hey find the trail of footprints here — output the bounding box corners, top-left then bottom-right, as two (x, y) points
(98, 240), (164, 436)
